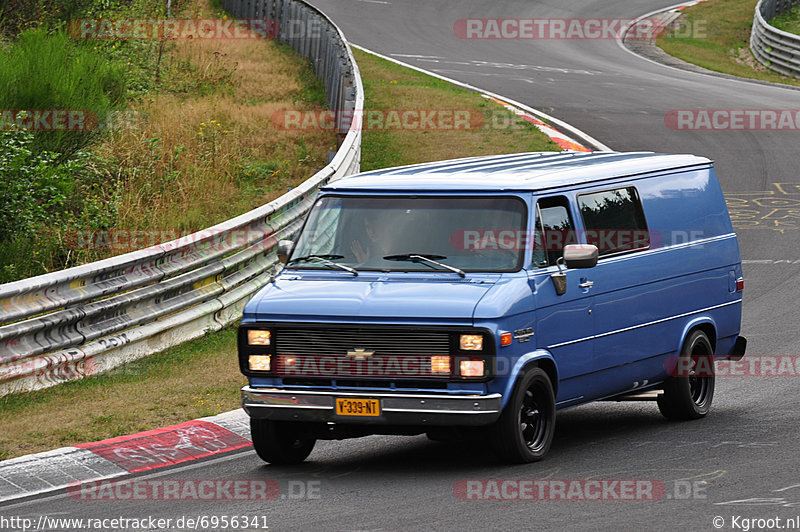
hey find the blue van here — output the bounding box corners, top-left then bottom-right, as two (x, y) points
(238, 151), (746, 463)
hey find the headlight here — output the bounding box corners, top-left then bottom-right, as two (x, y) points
(460, 360), (484, 377)
(247, 329), (271, 346)
(459, 334), (483, 351)
(248, 355), (271, 371)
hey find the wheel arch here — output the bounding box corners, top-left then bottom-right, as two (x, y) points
(678, 317), (717, 356)
(501, 350), (559, 409)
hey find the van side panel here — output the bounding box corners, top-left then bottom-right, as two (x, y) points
(585, 167), (743, 399)
(636, 167), (733, 248)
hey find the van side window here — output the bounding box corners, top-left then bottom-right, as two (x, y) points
(533, 196), (578, 268)
(578, 186), (650, 258)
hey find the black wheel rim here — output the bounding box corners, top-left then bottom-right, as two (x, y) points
(688, 345), (713, 408)
(520, 382), (549, 452)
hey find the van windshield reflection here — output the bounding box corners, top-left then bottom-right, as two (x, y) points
(288, 195), (527, 273)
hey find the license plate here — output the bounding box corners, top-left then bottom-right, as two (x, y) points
(335, 398), (380, 417)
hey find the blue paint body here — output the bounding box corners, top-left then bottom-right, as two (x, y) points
(241, 152), (744, 412)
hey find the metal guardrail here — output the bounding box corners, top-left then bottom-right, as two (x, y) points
(751, 0), (800, 77)
(0, 0), (363, 396)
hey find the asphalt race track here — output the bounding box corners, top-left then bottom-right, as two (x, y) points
(4, 1), (800, 530)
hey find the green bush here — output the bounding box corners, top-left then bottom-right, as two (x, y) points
(0, 0), (96, 37)
(0, 128), (118, 283)
(0, 130), (77, 236)
(0, 28), (126, 157)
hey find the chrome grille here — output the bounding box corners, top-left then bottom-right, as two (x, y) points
(275, 355), (441, 378)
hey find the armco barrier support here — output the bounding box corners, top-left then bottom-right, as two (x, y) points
(751, 0), (800, 77)
(0, 0), (363, 396)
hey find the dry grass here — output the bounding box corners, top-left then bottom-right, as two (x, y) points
(94, 3), (336, 236)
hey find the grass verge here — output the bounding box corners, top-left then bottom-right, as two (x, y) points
(656, 0), (800, 87)
(0, 0), (337, 283)
(353, 48), (558, 171)
(770, 5), (800, 34)
(0, 47), (559, 461)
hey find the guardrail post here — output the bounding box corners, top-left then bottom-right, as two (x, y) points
(311, 14), (322, 73)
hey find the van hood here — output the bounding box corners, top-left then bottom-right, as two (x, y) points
(244, 273), (501, 322)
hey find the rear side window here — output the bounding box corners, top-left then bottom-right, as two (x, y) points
(578, 186), (650, 257)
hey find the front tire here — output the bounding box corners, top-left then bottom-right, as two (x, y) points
(658, 330), (715, 420)
(250, 419), (316, 464)
(489, 367), (556, 463)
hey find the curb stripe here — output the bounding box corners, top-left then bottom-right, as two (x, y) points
(75, 419), (251, 474)
(484, 96), (591, 152)
(0, 411), (251, 503)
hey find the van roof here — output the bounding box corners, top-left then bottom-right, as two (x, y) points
(322, 151), (712, 192)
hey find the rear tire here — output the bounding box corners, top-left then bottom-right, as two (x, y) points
(489, 367), (556, 463)
(250, 419), (316, 464)
(658, 330), (715, 420)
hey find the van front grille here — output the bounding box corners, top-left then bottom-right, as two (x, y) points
(273, 327), (451, 378)
(275, 327), (450, 358)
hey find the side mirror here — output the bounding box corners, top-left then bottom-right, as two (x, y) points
(563, 244), (598, 269)
(277, 239), (294, 264)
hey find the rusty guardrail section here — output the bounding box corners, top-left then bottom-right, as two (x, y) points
(751, 0), (800, 77)
(0, 0), (363, 396)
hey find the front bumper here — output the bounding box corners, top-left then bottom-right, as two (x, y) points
(241, 386), (503, 426)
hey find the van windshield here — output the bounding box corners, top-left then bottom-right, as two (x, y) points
(288, 195), (527, 273)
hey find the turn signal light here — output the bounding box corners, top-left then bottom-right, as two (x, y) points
(431, 355), (451, 374)
(500, 332), (513, 346)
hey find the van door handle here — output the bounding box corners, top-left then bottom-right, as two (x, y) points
(579, 280), (594, 288)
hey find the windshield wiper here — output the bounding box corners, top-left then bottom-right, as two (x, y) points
(383, 253), (465, 277)
(287, 254), (358, 276)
